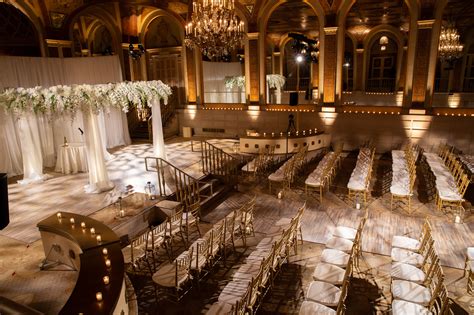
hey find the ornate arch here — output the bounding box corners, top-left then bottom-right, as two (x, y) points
(258, 0), (326, 103)
(4, 0), (46, 56)
(139, 8), (185, 44)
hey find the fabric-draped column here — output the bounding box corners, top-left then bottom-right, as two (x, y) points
(83, 107), (114, 194)
(17, 113), (51, 184)
(152, 100), (166, 159)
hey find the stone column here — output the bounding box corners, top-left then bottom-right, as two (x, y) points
(184, 47), (197, 103)
(323, 27), (338, 105)
(245, 33), (260, 103)
(272, 52), (281, 74)
(411, 20), (436, 107)
(194, 49), (204, 105)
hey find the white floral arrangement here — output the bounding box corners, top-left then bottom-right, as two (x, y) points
(224, 76), (246, 89)
(266, 74), (286, 90)
(0, 80), (172, 117)
(223, 74), (286, 91)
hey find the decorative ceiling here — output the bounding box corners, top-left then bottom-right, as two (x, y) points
(442, 0), (474, 36)
(345, 0), (410, 30)
(266, 1), (320, 44)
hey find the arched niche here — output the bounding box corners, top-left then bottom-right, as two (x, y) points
(366, 33), (399, 92)
(68, 7), (121, 59)
(264, 1), (321, 105)
(0, 2), (41, 56)
(141, 11), (186, 106)
(338, 0), (413, 102)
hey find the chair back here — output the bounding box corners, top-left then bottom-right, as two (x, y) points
(175, 247), (192, 287)
(150, 220), (168, 250)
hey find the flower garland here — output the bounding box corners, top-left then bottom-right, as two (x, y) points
(0, 80), (172, 117)
(223, 74), (286, 90)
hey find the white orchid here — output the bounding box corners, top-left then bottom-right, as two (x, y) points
(0, 81), (172, 117)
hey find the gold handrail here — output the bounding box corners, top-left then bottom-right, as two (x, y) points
(145, 157), (201, 206)
(200, 141), (241, 182)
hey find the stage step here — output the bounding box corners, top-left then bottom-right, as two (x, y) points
(198, 176), (233, 213)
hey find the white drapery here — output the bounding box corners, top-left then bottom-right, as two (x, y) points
(0, 56), (131, 182)
(152, 100), (166, 159)
(203, 61), (245, 103)
(83, 107), (114, 193)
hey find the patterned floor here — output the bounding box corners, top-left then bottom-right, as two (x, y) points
(1, 140), (473, 314)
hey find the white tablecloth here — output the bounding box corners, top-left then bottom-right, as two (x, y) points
(55, 143), (88, 174)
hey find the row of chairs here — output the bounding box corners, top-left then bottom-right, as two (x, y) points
(305, 149), (342, 202)
(242, 146), (276, 176)
(268, 145), (309, 193)
(121, 201), (202, 273)
(207, 204), (306, 315)
(151, 196), (257, 301)
(299, 213), (368, 314)
(424, 145), (471, 212)
(390, 143), (420, 213)
(390, 218), (451, 314)
(347, 146), (375, 209)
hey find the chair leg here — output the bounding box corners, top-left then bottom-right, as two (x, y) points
(390, 194), (393, 211)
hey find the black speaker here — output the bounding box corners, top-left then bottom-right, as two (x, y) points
(289, 92), (298, 106)
(0, 173), (9, 230)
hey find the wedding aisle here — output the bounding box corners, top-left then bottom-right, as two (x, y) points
(1, 139), (237, 244)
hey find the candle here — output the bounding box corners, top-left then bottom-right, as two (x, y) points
(90, 227), (95, 235)
(103, 276), (110, 285)
(277, 191), (282, 199)
(96, 292), (103, 302)
(120, 210), (125, 218)
(80, 222), (86, 229)
(356, 203), (361, 210)
(56, 212), (62, 219)
(272, 132), (275, 137)
(105, 259), (111, 268)
(102, 248), (108, 256)
(96, 235), (102, 243)
(70, 218), (75, 224)
(455, 214), (461, 224)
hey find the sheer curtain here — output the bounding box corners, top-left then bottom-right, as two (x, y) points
(203, 61), (244, 103)
(0, 56), (130, 179)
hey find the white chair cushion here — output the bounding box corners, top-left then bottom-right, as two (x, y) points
(305, 281), (341, 306)
(206, 301), (234, 315)
(152, 262), (188, 287)
(218, 279), (251, 305)
(326, 237), (354, 253)
(392, 280), (431, 305)
(392, 235), (420, 251)
(468, 247), (474, 261)
(321, 248), (350, 267)
(312, 263), (345, 285)
(391, 248), (424, 267)
(391, 262), (426, 283)
(333, 226), (357, 240)
(299, 300), (336, 315)
(391, 299), (432, 315)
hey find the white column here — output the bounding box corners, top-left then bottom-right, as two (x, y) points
(152, 99), (166, 159)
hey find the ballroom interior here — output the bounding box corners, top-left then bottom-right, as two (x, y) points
(0, 0), (474, 314)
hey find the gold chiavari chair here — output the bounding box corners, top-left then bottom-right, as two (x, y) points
(392, 217), (432, 252)
(152, 247), (193, 301)
(148, 220), (172, 268)
(436, 173), (470, 212)
(246, 268), (263, 315)
(391, 282), (450, 315)
(181, 200), (202, 245)
(391, 247), (439, 286)
(392, 260), (444, 307)
(299, 277), (349, 315)
(122, 228), (152, 273)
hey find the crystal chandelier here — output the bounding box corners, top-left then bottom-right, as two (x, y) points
(438, 21), (464, 65)
(185, 0), (245, 59)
